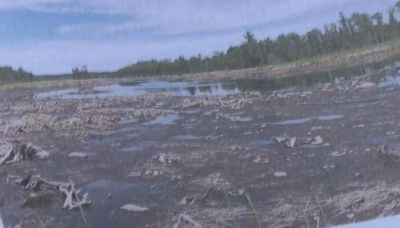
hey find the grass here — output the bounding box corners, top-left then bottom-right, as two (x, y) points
(223, 188), (240, 228)
(244, 191), (263, 228)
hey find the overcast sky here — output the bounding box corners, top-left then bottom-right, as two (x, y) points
(0, 0), (396, 75)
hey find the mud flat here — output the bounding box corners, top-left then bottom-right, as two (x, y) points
(2, 63), (400, 227)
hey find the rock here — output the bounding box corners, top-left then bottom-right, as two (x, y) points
(274, 172), (287, 177)
(285, 137), (296, 148)
(346, 213), (355, 220)
(156, 153), (180, 164)
(68, 152), (88, 158)
(120, 204), (149, 212)
(274, 136), (287, 143)
(179, 196), (195, 206)
(274, 135), (296, 148)
(311, 136), (323, 145)
(36, 151), (50, 159)
(128, 171), (142, 178)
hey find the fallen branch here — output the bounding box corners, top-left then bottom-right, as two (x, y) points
(7, 175), (91, 211)
(0, 142), (48, 165)
(0, 142), (13, 165)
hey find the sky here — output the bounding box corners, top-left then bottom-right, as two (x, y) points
(0, 0), (396, 75)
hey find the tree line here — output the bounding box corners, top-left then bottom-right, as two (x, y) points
(118, 2), (400, 77)
(0, 66), (33, 83)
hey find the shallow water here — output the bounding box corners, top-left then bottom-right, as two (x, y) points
(35, 80), (240, 99)
(269, 114), (343, 125)
(173, 135), (201, 140)
(144, 113), (180, 125)
(248, 139), (274, 147)
(378, 75), (400, 87)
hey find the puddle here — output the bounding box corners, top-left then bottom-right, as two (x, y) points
(83, 179), (135, 193)
(35, 88), (79, 99)
(249, 139), (274, 147)
(234, 117), (253, 122)
(269, 115), (343, 125)
(35, 80), (240, 100)
(174, 135), (201, 140)
(120, 145), (143, 153)
(378, 75), (400, 87)
(334, 214), (400, 228)
(78, 179), (168, 228)
(145, 114), (180, 125)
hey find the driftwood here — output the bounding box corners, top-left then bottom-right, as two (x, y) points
(0, 142), (47, 165)
(7, 175), (91, 210)
(0, 142), (13, 165)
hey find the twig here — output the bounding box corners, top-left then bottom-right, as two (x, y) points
(314, 195), (327, 226)
(199, 187), (212, 202)
(223, 188), (240, 228)
(302, 197), (312, 228)
(244, 191), (262, 228)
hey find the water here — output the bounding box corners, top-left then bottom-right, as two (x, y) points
(0, 212), (3, 228)
(334, 214), (400, 228)
(144, 113), (180, 125)
(268, 115), (343, 125)
(120, 145), (142, 153)
(35, 80), (240, 99)
(174, 135), (201, 140)
(249, 139), (274, 147)
(378, 75), (400, 87)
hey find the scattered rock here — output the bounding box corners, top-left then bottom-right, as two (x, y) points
(253, 156), (269, 164)
(128, 171), (142, 178)
(156, 153), (180, 164)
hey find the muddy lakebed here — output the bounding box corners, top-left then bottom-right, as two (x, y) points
(3, 67), (400, 227)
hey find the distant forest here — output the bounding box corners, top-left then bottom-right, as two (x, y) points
(0, 66), (33, 83)
(118, 2), (400, 77)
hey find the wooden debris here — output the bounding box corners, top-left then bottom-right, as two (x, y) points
(0, 142), (49, 165)
(0, 142), (13, 165)
(6, 175), (91, 210)
(120, 204), (149, 212)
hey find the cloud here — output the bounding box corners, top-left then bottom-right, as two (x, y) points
(0, 32), (242, 74)
(0, 0), (395, 74)
(1, 0), (362, 36)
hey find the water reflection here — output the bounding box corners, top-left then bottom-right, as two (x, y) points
(35, 80), (241, 99)
(35, 58), (400, 100)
